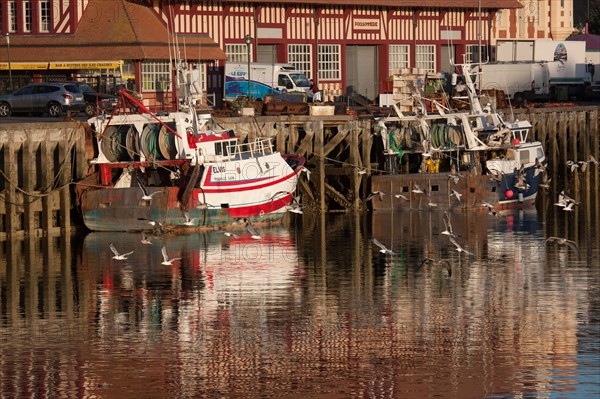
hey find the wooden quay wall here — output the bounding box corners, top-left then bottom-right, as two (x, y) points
(0, 122), (89, 240)
(0, 106), (597, 239)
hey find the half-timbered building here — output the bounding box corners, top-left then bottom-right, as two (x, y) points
(0, 0), (576, 110)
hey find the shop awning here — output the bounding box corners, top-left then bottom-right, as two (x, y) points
(49, 61), (122, 69)
(0, 62), (49, 70)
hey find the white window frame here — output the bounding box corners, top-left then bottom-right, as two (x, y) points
(226, 44), (252, 63)
(8, 1), (17, 32)
(141, 60), (172, 92)
(39, 0), (50, 32)
(318, 44), (341, 81)
(415, 44), (436, 73)
(23, 0), (31, 32)
(288, 44), (312, 79)
(465, 45), (489, 64)
(389, 44), (410, 77)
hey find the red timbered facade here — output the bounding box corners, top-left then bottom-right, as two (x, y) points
(1, 1), (575, 108)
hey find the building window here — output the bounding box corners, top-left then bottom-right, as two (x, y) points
(226, 44), (251, 63)
(318, 44), (341, 81)
(40, 0), (50, 32)
(389, 45), (410, 77)
(8, 1), (17, 32)
(141, 61), (172, 92)
(465, 45), (488, 64)
(415, 45), (436, 73)
(23, 1), (31, 32)
(288, 44), (312, 79)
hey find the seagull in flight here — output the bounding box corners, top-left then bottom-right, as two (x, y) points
(366, 191), (385, 202)
(412, 184), (425, 195)
(357, 167), (368, 175)
(479, 200), (497, 216)
(245, 222), (261, 240)
(448, 163), (463, 184)
(371, 238), (396, 256)
(217, 229), (240, 239)
(136, 177), (161, 203)
(394, 193), (409, 201)
(545, 236), (581, 259)
(140, 231), (153, 245)
(110, 243), (133, 260)
(441, 211), (460, 237)
(534, 157), (546, 177)
(182, 211), (199, 226)
(161, 246), (181, 266)
(300, 166), (311, 181)
(539, 168), (551, 189)
(450, 189), (462, 202)
(449, 236), (474, 256)
(137, 217), (166, 234)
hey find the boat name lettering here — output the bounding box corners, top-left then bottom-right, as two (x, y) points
(212, 165), (226, 173)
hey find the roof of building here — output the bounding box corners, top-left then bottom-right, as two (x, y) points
(160, 0), (523, 9)
(566, 34), (600, 51)
(0, 0), (226, 63)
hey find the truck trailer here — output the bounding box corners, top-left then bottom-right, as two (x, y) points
(224, 63), (310, 101)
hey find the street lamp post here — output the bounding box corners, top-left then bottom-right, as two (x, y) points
(245, 34), (253, 99)
(4, 33), (12, 92)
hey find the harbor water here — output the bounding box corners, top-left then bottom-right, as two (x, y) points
(0, 203), (599, 398)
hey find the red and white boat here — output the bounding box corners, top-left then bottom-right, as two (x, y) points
(78, 88), (305, 232)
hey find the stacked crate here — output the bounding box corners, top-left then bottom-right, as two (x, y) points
(391, 68), (426, 114)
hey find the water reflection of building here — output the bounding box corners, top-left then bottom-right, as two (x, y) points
(0, 211), (596, 397)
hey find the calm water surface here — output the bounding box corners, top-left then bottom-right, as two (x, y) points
(1, 201), (599, 398)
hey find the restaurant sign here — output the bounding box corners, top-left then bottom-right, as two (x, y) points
(49, 61), (121, 69)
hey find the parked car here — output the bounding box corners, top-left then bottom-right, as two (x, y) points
(584, 80), (600, 100)
(0, 82), (86, 117)
(75, 82), (119, 117)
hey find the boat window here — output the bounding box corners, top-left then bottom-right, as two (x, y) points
(431, 185), (439, 192)
(520, 150), (530, 164)
(537, 147), (543, 159)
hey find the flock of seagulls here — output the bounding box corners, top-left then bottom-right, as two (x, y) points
(554, 190), (579, 212)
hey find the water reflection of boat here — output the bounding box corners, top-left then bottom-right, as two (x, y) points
(370, 209), (544, 263)
(82, 226), (302, 325)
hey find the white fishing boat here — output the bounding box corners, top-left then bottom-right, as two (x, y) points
(371, 63), (547, 210)
(77, 65), (305, 232)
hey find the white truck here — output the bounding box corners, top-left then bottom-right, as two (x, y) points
(224, 63), (310, 101)
(476, 40), (592, 105)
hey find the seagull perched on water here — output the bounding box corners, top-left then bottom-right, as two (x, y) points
(161, 246), (182, 266)
(366, 191), (385, 202)
(479, 200), (497, 216)
(418, 257), (452, 277)
(371, 238), (396, 256)
(545, 236), (581, 260)
(441, 211), (460, 237)
(449, 236), (474, 256)
(109, 243), (134, 260)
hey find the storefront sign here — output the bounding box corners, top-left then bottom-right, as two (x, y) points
(353, 18), (380, 32)
(0, 62), (49, 70)
(49, 61), (121, 69)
